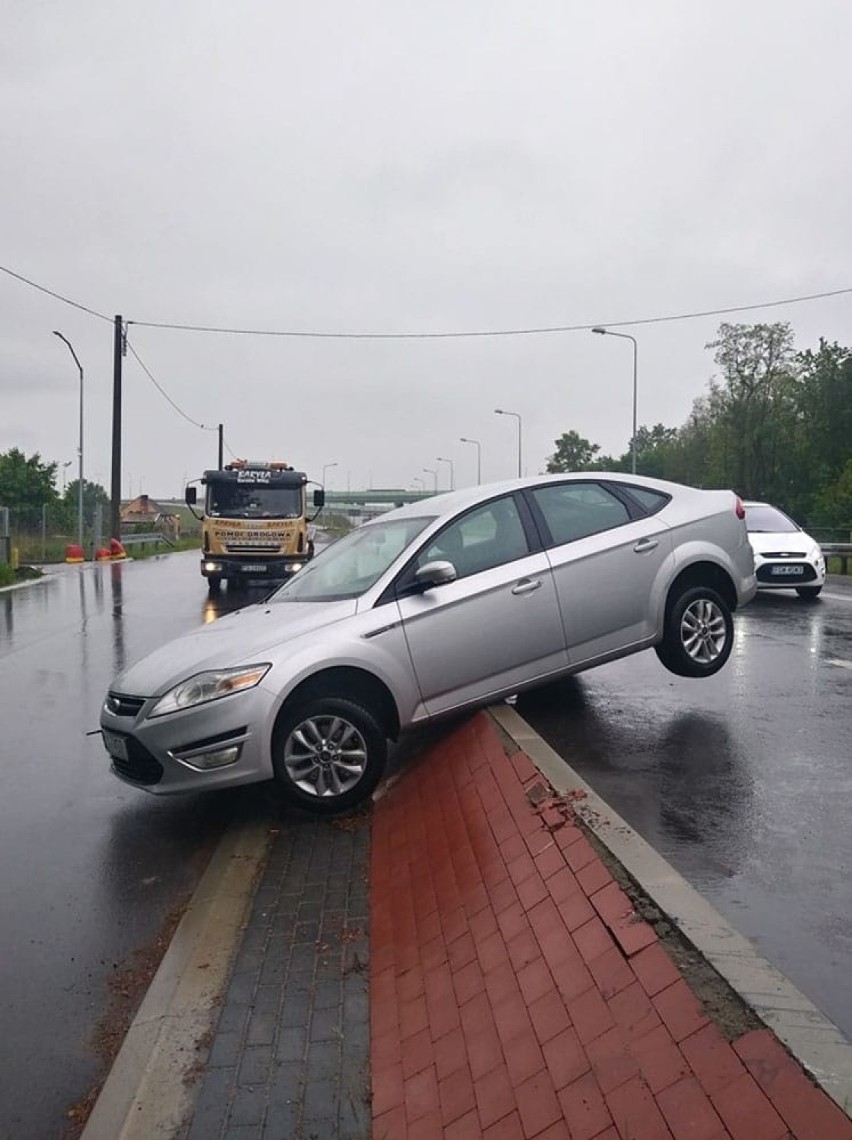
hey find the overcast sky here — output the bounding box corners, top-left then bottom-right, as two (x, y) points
(3, 0), (851, 498)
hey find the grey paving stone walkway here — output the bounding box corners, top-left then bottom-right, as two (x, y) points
(182, 809), (372, 1140)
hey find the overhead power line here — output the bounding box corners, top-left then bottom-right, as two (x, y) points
(3, 260), (851, 340)
(129, 286), (852, 339)
(0, 264), (111, 322)
(125, 338), (219, 433)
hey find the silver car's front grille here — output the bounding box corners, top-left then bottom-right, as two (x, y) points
(106, 692), (146, 717)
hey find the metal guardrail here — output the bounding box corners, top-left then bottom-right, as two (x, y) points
(120, 532), (173, 548)
(821, 543), (852, 574)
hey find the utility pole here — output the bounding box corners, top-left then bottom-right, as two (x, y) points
(52, 331), (85, 551)
(110, 315), (124, 540)
(218, 424), (224, 470)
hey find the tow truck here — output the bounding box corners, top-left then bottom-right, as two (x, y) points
(185, 459), (324, 593)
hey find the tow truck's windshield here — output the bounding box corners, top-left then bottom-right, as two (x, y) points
(207, 483), (303, 519)
(269, 516), (434, 601)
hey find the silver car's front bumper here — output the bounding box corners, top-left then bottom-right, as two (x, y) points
(100, 685), (277, 794)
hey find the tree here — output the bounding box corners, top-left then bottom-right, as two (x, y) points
(546, 432), (600, 473)
(64, 479), (110, 529)
(794, 340), (852, 484)
(704, 322), (797, 499)
(811, 459), (852, 531)
(0, 449), (58, 517)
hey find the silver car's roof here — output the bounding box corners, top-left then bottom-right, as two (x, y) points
(369, 472), (710, 526)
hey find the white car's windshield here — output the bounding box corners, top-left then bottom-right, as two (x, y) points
(745, 505), (800, 533)
(269, 516), (434, 601)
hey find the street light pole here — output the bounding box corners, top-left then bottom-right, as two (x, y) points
(322, 461), (338, 486)
(592, 327), (638, 475)
(53, 331), (84, 550)
(436, 456), (455, 490)
(494, 409), (522, 477)
(459, 437), (481, 485)
(422, 467), (438, 492)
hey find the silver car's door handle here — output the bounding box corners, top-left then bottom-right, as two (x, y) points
(633, 538), (659, 553)
(511, 578), (543, 595)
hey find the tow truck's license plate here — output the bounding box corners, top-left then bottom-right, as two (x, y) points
(242, 564), (267, 573)
(102, 730), (129, 761)
(773, 565), (804, 576)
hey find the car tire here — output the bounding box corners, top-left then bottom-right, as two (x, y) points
(654, 585), (733, 678)
(271, 697), (387, 814)
(207, 576), (221, 595)
(796, 586), (822, 599)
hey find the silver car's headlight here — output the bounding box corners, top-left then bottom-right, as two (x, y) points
(149, 664), (271, 718)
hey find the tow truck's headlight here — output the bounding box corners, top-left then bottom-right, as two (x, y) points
(149, 664), (271, 718)
(284, 562), (303, 573)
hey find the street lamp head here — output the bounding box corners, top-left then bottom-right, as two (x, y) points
(494, 408), (503, 414)
(591, 326), (607, 335)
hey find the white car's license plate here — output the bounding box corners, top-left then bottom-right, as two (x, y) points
(242, 564), (267, 572)
(773, 565), (804, 576)
(103, 730), (128, 761)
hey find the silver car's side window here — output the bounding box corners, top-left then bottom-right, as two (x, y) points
(417, 496), (529, 579)
(531, 483), (631, 546)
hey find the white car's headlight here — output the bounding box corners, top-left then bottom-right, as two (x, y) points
(149, 664), (271, 718)
(808, 545), (823, 564)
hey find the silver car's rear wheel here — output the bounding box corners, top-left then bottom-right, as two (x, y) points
(655, 585), (733, 678)
(272, 697), (387, 813)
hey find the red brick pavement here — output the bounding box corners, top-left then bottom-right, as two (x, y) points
(370, 712), (852, 1140)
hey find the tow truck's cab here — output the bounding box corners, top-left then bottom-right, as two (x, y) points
(186, 460), (324, 593)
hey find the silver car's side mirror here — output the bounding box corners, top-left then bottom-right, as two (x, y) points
(414, 560), (458, 590)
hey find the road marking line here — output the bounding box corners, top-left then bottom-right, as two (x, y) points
(826, 658), (852, 670)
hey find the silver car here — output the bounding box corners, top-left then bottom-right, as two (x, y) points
(100, 474), (756, 813)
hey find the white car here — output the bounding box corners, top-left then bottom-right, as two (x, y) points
(101, 474), (756, 813)
(744, 501), (825, 599)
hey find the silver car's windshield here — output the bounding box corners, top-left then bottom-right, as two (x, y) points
(268, 516), (435, 601)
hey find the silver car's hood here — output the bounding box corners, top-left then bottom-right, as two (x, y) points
(112, 600), (358, 697)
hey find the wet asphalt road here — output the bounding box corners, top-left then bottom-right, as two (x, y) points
(1, 556), (850, 1137)
(0, 552), (263, 1140)
(518, 578), (852, 1043)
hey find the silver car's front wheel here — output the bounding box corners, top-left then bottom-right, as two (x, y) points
(272, 697), (387, 813)
(655, 585), (734, 678)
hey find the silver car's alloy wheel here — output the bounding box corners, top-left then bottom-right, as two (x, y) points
(679, 597), (728, 664)
(655, 584), (733, 678)
(282, 713), (368, 798)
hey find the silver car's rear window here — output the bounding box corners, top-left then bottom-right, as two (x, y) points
(269, 516), (435, 601)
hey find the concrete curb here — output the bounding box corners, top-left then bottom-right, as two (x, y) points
(492, 702), (852, 1114)
(81, 818), (272, 1140)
